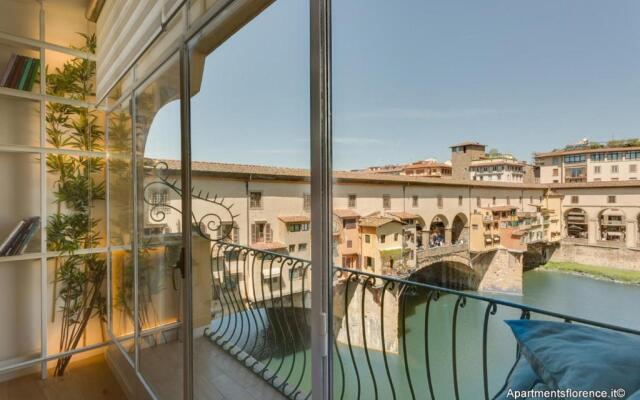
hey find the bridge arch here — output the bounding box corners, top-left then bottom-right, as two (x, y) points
(564, 208), (588, 239)
(428, 214), (449, 247)
(598, 208), (626, 242)
(451, 213), (468, 245)
(409, 260), (476, 290)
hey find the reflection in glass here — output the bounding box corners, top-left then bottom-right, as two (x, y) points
(135, 53), (183, 400)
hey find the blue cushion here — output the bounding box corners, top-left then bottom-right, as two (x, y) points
(493, 354), (545, 400)
(506, 320), (640, 397)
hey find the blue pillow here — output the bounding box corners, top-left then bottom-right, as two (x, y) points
(493, 354), (547, 400)
(506, 320), (640, 397)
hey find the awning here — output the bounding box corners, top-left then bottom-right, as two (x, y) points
(262, 268), (281, 278)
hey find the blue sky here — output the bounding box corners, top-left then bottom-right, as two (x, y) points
(147, 0), (640, 170)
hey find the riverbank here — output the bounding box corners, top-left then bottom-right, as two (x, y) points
(539, 261), (640, 284)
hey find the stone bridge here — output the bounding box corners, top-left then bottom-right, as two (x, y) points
(413, 244), (524, 294)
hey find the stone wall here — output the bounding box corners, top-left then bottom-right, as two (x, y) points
(473, 248), (523, 294)
(332, 279), (399, 354)
(550, 241), (640, 271)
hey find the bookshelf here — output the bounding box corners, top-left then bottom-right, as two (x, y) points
(0, 0), (105, 380)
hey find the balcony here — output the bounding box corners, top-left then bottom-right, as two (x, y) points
(201, 241), (640, 399)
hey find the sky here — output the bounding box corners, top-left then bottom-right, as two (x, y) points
(147, 0), (640, 170)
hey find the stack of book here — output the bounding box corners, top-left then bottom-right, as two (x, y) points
(0, 216), (40, 257)
(0, 54), (40, 91)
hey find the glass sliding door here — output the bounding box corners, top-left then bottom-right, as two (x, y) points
(135, 53), (184, 400)
(186, 1), (311, 398)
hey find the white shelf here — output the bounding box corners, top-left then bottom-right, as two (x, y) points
(0, 30), (96, 61)
(0, 86), (95, 109)
(0, 247), (110, 264)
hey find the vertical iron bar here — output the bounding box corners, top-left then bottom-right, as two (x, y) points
(482, 303), (497, 400)
(344, 275), (361, 399)
(452, 296), (466, 400)
(380, 281), (396, 400)
(424, 291), (438, 400)
(360, 276), (378, 400)
(400, 285), (416, 400)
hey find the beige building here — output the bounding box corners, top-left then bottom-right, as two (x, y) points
(535, 143), (640, 183)
(402, 160), (452, 178)
(470, 157), (527, 182)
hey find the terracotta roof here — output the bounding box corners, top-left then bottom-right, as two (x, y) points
(333, 209), (360, 219)
(404, 161), (451, 170)
(485, 205), (518, 212)
(358, 216), (398, 228)
(450, 141), (486, 148)
(278, 215), (310, 223)
(470, 158), (524, 167)
(548, 180), (640, 189)
(535, 146), (640, 158)
(252, 241), (287, 251)
(387, 211), (420, 220)
(148, 158), (546, 189)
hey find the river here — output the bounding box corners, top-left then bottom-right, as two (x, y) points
(262, 270), (640, 399)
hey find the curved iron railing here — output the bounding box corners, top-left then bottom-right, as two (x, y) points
(202, 240), (640, 400)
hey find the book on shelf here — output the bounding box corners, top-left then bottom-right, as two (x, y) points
(1, 53), (40, 91)
(0, 217), (40, 257)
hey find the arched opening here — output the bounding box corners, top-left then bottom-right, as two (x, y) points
(598, 208), (626, 242)
(429, 215), (448, 247)
(410, 261), (476, 290)
(451, 213), (468, 245)
(565, 208), (588, 240)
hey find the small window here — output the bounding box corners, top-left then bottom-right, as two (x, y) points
(506, 196), (510, 205)
(365, 234), (370, 243)
(476, 197), (481, 207)
(458, 195), (463, 206)
(289, 244), (295, 252)
(630, 164), (637, 173)
(412, 195), (419, 207)
(492, 197), (496, 205)
(303, 193), (311, 211)
(472, 224), (478, 230)
(151, 191), (170, 214)
(552, 168), (558, 177)
(437, 195), (443, 209)
(383, 194), (391, 209)
(250, 191), (263, 209)
(611, 165), (619, 173)
(607, 195), (616, 204)
(380, 234), (386, 243)
(394, 233), (399, 241)
(519, 196), (523, 204)
(594, 166), (601, 174)
(348, 194), (357, 208)
(298, 243), (307, 251)
(366, 257), (374, 268)
(346, 240), (352, 248)
(571, 196), (579, 204)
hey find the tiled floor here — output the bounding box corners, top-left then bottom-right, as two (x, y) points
(139, 336), (286, 400)
(0, 355), (126, 400)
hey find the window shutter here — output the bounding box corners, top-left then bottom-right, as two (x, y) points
(233, 225), (239, 244)
(251, 223), (256, 243)
(265, 223), (272, 242)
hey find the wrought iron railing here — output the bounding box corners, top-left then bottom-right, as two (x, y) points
(202, 240), (640, 400)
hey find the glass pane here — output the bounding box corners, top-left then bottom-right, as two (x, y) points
(47, 255), (107, 361)
(108, 99), (133, 246)
(0, 259), (40, 368)
(45, 49), (96, 102)
(0, 95), (40, 147)
(110, 249), (135, 361)
(46, 155), (106, 252)
(0, 152), (41, 257)
(135, 53), (183, 400)
(189, 1), (309, 398)
(331, 1), (640, 399)
(0, 0), (40, 41)
(0, 41), (41, 94)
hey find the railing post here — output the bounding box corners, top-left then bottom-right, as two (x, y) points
(310, 0), (332, 398)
